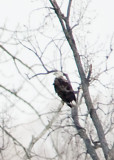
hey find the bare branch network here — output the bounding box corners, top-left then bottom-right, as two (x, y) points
(0, 0), (114, 160)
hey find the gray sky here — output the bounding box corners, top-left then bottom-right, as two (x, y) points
(0, 1), (114, 159)
(0, 0), (114, 36)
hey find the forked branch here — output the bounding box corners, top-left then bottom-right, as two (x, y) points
(49, 0), (109, 159)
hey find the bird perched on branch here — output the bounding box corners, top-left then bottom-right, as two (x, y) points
(53, 71), (76, 107)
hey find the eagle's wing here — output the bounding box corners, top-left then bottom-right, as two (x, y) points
(54, 77), (76, 106)
(58, 78), (73, 91)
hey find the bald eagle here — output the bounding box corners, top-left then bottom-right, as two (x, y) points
(53, 72), (76, 107)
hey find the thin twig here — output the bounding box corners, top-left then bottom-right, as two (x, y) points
(67, 0), (72, 19)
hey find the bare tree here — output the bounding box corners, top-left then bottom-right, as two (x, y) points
(48, 1), (114, 160)
(0, 0), (114, 160)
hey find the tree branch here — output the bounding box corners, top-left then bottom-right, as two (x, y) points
(26, 103), (63, 156)
(0, 84), (45, 125)
(49, 0), (109, 159)
(71, 104), (99, 160)
(67, 0), (72, 19)
(0, 125), (30, 159)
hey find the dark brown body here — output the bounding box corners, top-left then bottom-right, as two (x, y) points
(53, 77), (76, 107)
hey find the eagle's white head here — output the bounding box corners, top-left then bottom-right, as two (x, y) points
(54, 71), (64, 78)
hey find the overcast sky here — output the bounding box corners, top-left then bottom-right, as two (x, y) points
(0, 0), (114, 36)
(0, 0), (114, 158)
(0, 0), (114, 100)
